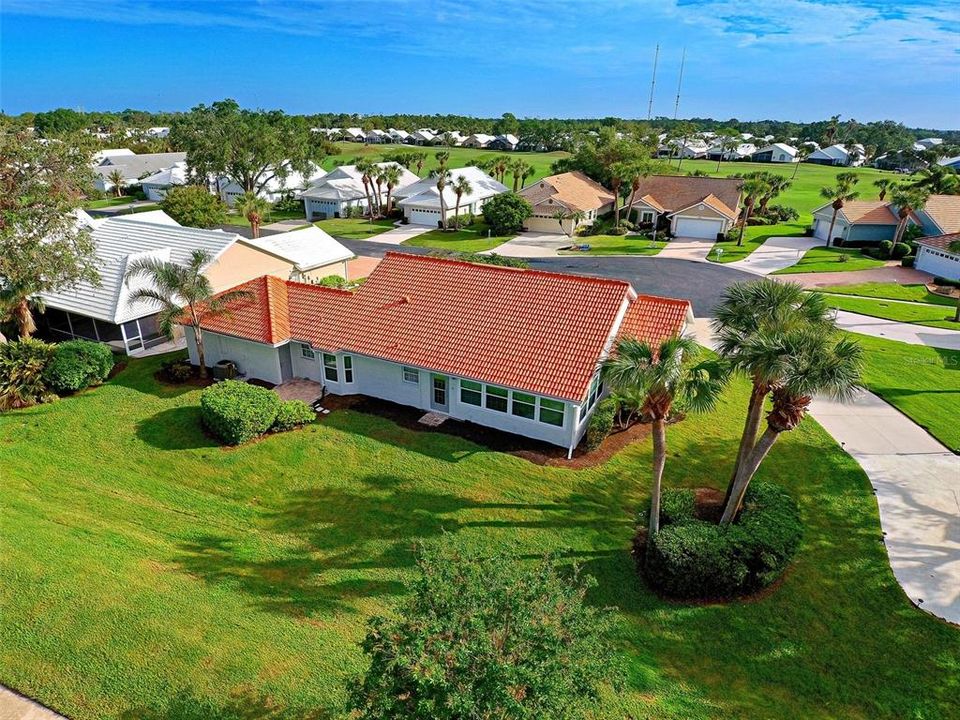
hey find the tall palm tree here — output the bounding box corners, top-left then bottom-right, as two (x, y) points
(719, 329), (862, 523)
(888, 186), (929, 251)
(736, 177), (769, 246)
(382, 164), (402, 216)
(621, 162), (651, 226)
(907, 164), (959, 195)
(510, 159), (531, 192)
(602, 336), (727, 536)
(353, 158), (378, 216)
(0, 283), (42, 339)
(551, 209), (585, 238)
(609, 172), (623, 230)
(873, 177), (894, 201)
(818, 171), (860, 247)
(412, 152), (427, 177)
(373, 167), (388, 216)
(758, 175), (792, 216)
(433, 168), (452, 231)
(236, 191), (270, 239)
(451, 174), (472, 229)
(791, 146), (811, 179)
(107, 169), (126, 197)
(949, 238), (960, 323)
(123, 250), (252, 378)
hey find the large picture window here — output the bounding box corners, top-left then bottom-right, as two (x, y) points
(460, 379), (482, 406)
(539, 398), (565, 427)
(511, 391), (536, 420)
(323, 353), (338, 382)
(485, 385), (508, 413)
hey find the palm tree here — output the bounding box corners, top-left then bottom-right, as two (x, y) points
(373, 167), (388, 216)
(715, 134), (739, 172)
(758, 175), (792, 216)
(621, 162), (651, 226)
(949, 238), (960, 323)
(907, 164), (959, 195)
(874, 177), (894, 201)
(451, 174), (472, 229)
(353, 158), (377, 216)
(123, 250), (253, 378)
(0, 283), (41, 339)
(791, 146), (811, 179)
(719, 329), (862, 524)
(412, 152), (427, 177)
(888, 186), (929, 251)
(107, 169), (126, 197)
(736, 177), (769, 246)
(551, 209), (585, 238)
(602, 336), (727, 536)
(382, 164), (402, 216)
(510, 159), (532, 192)
(433, 167), (452, 231)
(236, 191), (270, 239)
(818, 171), (860, 247)
(609, 172), (623, 230)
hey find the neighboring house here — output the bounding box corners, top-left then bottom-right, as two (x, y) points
(663, 138), (709, 159)
(139, 161), (190, 201)
(626, 175), (743, 240)
(410, 129), (436, 146)
(91, 148), (135, 165)
(518, 172), (614, 235)
(145, 126), (170, 138)
(706, 142), (756, 161)
(218, 164), (327, 206)
(810, 200), (911, 244)
(342, 128), (365, 142)
(916, 138), (943, 150)
(388, 128), (410, 143)
(396, 166), (508, 225)
(915, 194), (960, 236)
(489, 134), (519, 151)
(92, 151), (187, 192)
(915, 233), (960, 280)
(365, 129), (389, 144)
(462, 133), (496, 149)
(185, 252), (693, 453)
(940, 156), (960, 171)
(807, 143), (865, 167)
(752, 143), (798, 163)
(39, 213), (353, 355)
(300, 162), (419, 220)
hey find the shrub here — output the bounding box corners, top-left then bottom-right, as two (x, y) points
(657, 488), (698, 527)
(481, 192), (532, 235)
(901, 256), (915, 268)
(450, 212), (474, 228)
(645, 522), (747, 598)
(272, 194), (304, 214)
(0, 339), (56, 410)
(585, 397), (617, 451)
(878, 240), (893, 258)
(160, 358), (194, 383)
(272, 399), (315, 432)
(892, 242), (911, 259)
(838, 253), (849, 263)
(160, 185), (227, 228)
(933, 276), (960, 289)
(765, 204), (800, 222)
(200, 380), (280, 444)
(43, 340), (114, 394)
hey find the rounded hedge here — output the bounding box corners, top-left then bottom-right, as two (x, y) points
(585, 397), (616, 451)
(272, 399), (315, 431)
(43, 340), (114, 394)
(639, 483), (802, 599)
(200, 380), (280, 445)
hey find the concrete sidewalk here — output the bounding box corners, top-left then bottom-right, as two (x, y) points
(0, 685), (67, 720)
(727, 236), (820, 275)
(834, 310), (960, 350)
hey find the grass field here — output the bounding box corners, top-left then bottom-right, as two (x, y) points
(818, 282), (957, 306)
(315, 217), (395, 240)
(83, 195), (146, 209)
(850, 333), (960, 451)
(560, 235), (666, 256)
(402, 222), (513, 253)
(825, 294), (960, 330)
(1, 354), (957, 720)
(221, 209), (307, 228)
(773, 246), (886, 274)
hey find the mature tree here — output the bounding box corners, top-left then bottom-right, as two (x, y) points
(482, 192), (532, 235)
(620, 162), (653, 225)
(33, 108), (87, 137)
(433, 152), (452, 230)
(602, 336), (727, 535)
(552, 209), (585, 238)
(715, 131), (740, 172)
(736, 176), (770, 246)
(170, 99), (333, 197)
(758, 174), (791, 216)
(160, 185), (227, 228)
(451, 174), (472, 229)
(236, 191), (270, 239)
(492, 111), (520, 137)
(353, 158), (378, 216)
(381, 164), (403, 216)
(411, 151), (428, 177)
(874, 177), (894, 201)
(348, 541), (617, 720)
(0, 131), (98, 338)
(889, 185), (929, 249)
(791, 146), (811, 179)
(551, 127), (649, 187)
(107, 169), (126, 197)
(510, 159), (532, 192)
(949, 238), (960, 323)
(907, 164), (959, 195)
(818, 171), (860, 246)
(124, 250), (252, 378)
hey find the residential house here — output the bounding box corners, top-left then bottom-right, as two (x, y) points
(489, 134), (520, 151)
(752, 143), (799, 163)
(810, 200), (909, 244)
(145, 127), (170, 138)
(662, 138), (709, 159)
(139, 161), (190, 201)
(916, 138), (943, 150)
(518, 172), (614, 235)
(626, 175), (743, 239)
(300, 162), (419, 220)
(915, 233), (960, 280)
(93, 151), (187, 193)
(342, 128), (365, 142)
(706, 142), (756, 161)
(462, 133), (496, 149)
(365, 129), (389, 144)
(939, 156), (960, 171)
(914, 194), (960, 236)
(184, 252), (693, 453)
(395, 166), (508, 225)
(218, 164), (327, 206)
(91, 148), (135, 165)
(807, 143), (865, 167)
(409, 129), (437, 146)
(388, 128), (410, 143)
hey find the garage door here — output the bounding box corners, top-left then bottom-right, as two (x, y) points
(525, 216), (565, 234)
(814, 219), (831, 241)
(674, 217), (724, 239)
(408, 208), (440, 226)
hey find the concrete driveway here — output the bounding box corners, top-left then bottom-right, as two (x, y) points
(486, 232), (570, 258)
(657, 237), (716, 262)
(727, 236), (820, 275)
(834, 310), (960, 350)
(365, 223), (435, 245)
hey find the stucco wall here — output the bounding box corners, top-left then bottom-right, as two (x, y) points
(205, 242), (296, 291)
(186, 327), (283, 383)
(916, 245), (960, 280)
(847, 224), (898, 243)
(297, 260), (348, 283)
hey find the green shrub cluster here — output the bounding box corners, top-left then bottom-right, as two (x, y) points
(901, 256), (915, 268)
(160, 358), (194, 383)
(934, 276), (960, 289)
(481, 192), (532, 235)
(200, 381), (314, 444)
(43, 340), (114, 394)
(585, 397), (617, 451)
(272, 399), (315, 431)
(641, 482), (802, 599)
(0, 339), (56, 410)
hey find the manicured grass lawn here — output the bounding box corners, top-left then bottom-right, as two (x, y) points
(560, 235), (666, 256)
(818, 282), (957, 307)
(774, 247), (886, 274)
(83, 196), (144, 209)
(403, 222), (513, 253)
(849, 333), (960, 451)
(709, 222), (806, 263)
(222, 209), (308, 228)
(1, 354), (957, 719)
(825, 294), (960, 330)
(314, 217), (396, 240)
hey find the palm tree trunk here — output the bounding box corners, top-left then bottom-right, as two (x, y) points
(893, 217), (907, 248)
(826, 208), (839, 247)
(454, 197), (461, 230)
(626, 187), (639, 226)
(195, 325), (208, 379)
(954, 296), (959, 323)
(792, 160), (801, 179)
(439, 192), (448, 231)
(13, 297), (36, 339)
(727, 382), (767, 496)
(386, 187), (394, 215)
(648, 418), (667, 536)
(716, 155), (722, 172)
(737, 204), (753, 246)
(720, 427), (781, 524)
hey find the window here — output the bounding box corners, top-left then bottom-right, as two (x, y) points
(641, 211), (654, 223)
(323, 353), (338, 382)
(343, 355), (354, 383)
(402, 366), (419, 384)
(460, 379), (482, 406)
(485, 385), (508, 413)
(539, 398), (565, 427)
(301, 343), (316, 360)
(511, 391), (536, 420)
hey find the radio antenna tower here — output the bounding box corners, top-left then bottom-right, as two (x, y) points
(646, 44), (659, 120)
(673, 47), (686, 120)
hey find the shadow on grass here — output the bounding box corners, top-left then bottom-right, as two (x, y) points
(137, 406), (218, 450)
(119, 688), (334, 720)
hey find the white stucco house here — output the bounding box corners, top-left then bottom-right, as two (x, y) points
(217, 164), (327, 206)
(915, 233), (960, 280)
(751, 143), (799, 163)
(807, 143), (865, 167)
(462, 133), (496, 149)
(139, 161), (190, 201)
(300, 163), (419, 220)
(706, 142), (756, 161)
(185, 252), (692, 454)
(92, 152), (187, 192)
(396, 166), (508, 225)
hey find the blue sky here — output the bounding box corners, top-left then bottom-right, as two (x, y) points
(1, 0), (957, 128)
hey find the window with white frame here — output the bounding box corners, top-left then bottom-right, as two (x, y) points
(301, 343), (316, 360)
(485, 385), (508, 412)
(402, 366), (419, 384)
(511, 391), (536, 420)
(539, 398), (565, 427)
(323, 353), (338, 382)
(343, 355), (354, 383)
(460, 379), (481, 405)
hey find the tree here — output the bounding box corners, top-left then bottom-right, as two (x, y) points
(550, 127), (649, 186)
(906, 164), (959, 195)
(107, 169), (126, 197)
(949, 238), (960, 323)
(451, 174), (472, 229)
(874, 177), (894, 201)
(818, 172), (860, 246)
(551, 209), (585, 238)
(736, 177), (770, 246)
(433, 151), (452, 230)
(510, 159), (532, 192)
(791, 146), (811, 179)
(602, 336), (727, 535)
(620, 162), (652, 225)
(353, 158), (378, 216)
(33, 108), (87, 137)
(758, 174), (791, 216)
(381, 164), (402, 216)
(236, 191), (270, 239)
(714, 130), (740, 172)
(608, 169), (623, 230)
(482, 193), (532, 235)
(123, 250), (252, 378)
(0, 130), (98, 339)
(411, 151), (427, 177)
(719, 328), (862, 523)
(889, 185), (929, 250)
(347, 541), (617, 720)
(160, 185), (227, 229)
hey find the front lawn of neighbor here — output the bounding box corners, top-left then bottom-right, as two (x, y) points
(222, 209), (308, 228)
(83, 196), (145, 209)
(560, 235), (666, 256)
(818, 282), (957, 307)
(1, 353), (957, 720)
(849, 333), (960, 452)
(774, 246), (886, 274)
(315, 217), (396, 240)
(403, 222), (513, 253)
(709, 222), (806, 264)
(825, 294), (960, 330)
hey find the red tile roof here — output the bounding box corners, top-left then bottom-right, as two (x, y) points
(194, 252), (689, 402)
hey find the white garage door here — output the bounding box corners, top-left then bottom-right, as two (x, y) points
(674, 217), (724, 239)
(408, 208), (441, 226)
(525, 216), (565, 234)
(814, 219), (831, 241)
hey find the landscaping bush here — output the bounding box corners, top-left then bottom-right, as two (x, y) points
(892, 242), (911, 259)
(765, 204), (800, 222)
(43, 340), (114, 394)
(272, 399), (315, 431)
(160, 358), (194, 383)
(878, 240), (893, 258)
(481, 192), (532, 235)
(0, 339), (56, 410)
(585, 397), (617, 451)
(200, 380), (280, 445)
(450, 212), (474, 229)
(160, 185), (227, 229)
(934, 276), (960, 289)
(272, 194), (304, 214)
(901, 256), (915, 268)
(639, 482), (802, 599)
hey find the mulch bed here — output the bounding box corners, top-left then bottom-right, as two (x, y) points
(319, 394), (651, 468)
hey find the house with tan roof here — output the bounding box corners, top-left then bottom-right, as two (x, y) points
(626, 175), (743, 239)
(811, 200), (913, 244)
(914, 194), (960, 237)
(518, 172), (615, 234)
(915, 232), (960, 280)
(183, 252), (692, 454)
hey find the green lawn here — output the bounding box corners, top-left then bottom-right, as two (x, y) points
(83, 195), (145, 209)
(314, 217), (396, 240)
(403, 222), (513, 253)
(710, 222), (807, 263)
(560, 235), (666, 256)
(818, 282), (957, 307)
(825, 294), (960, 330)
(773, 246), (886, 274)
(850, 333), (960, 451)
(1, 354), (957, 719)
(222, 209), (308, 228)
